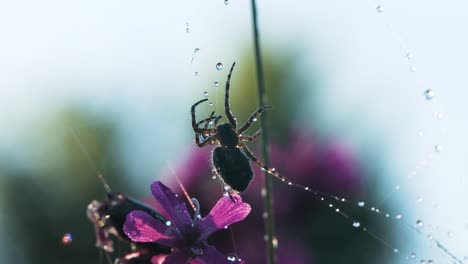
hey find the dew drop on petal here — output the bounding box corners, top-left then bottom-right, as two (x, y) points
(61, 233), (73, 245)
(216, 62), (224, 71)
(358, 201), (365, 207)
(352, 221), (360, 228)
(416, 220), (424, 227)
(376, 5), (384, 12)
(191, 246), (204, 255)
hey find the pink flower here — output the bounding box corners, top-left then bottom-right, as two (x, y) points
(123, 181), (251, 264)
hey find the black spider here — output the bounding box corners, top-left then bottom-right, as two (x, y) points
(191, 62), (288, 193)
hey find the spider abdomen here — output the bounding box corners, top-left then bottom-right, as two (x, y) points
(212, 147), (253, 192)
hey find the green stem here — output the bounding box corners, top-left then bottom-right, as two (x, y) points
(250, 1), (276, 263)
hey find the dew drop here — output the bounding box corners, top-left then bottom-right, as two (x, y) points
(186, 23), (190, 33)
(427, 260), (433, 264)
(352, 221), (361, 228)
(224, 225), (229, 229)
(329, 204), (333, 208)
(224, 0), (229, 5)
(406, 52), (413, 60)
(335, 208), (340, 212)
(420, 260), (426, 264)
(61, 233), (73, 245)
(203, 91), (209, 98)
(424, 89), (435, 100)
(393, 248), (399, 253)
(304, 187), (309, 191)
(427, 234), (433, 240)
(165, 220), (172, 226)
(216, 62), (224, 71)
(447, 231), (453, 238)
(434, 144), (443, 152)
(212, 175), (217, 180)
(288, 182), (292, 186)
(191, 246), (203, 255)
(214, 81), (219, 87)
(272, 237), (279, 249)
(358, 201), (365, 207)
(410, 253), (417, 259)
(416, 220), (424, 227)
(436, 112), (444, 120)
(395, 214), (402, 219)
(417, 196), (423, 203)
(227, 256), (236, 262)
(253, 117), (257, 122)
(194, 48), (200, 53)
(262, 211), (268, 219)
(209, 102), (213, 107)
(376, 5), (384, 12)
(410, 65), (417, 72)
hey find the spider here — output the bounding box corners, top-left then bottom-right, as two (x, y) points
(190, 62), (289, 192)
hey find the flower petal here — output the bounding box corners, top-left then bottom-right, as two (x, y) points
(197, 194), (251, 240)
(162, 250), (190, 264)
(124, 210), (181, 247)
(193, 245), (232, 264)
(151, 181), (193, 235)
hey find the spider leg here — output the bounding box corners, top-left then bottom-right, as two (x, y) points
(225, 62), (238, 129)
(213, 115), (223, 126)
(237, 105), (272, 134)
(240, 129), (262, 142)
(196, 112), (222, 128)
(191, 98), (217, 134)
(239, 143), (288, 183)
(195, 134), (216, 148)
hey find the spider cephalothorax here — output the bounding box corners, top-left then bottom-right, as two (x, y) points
(191, 62), (287, 192)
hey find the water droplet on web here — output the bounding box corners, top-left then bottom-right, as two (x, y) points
(410, 65), (417, 72)
(304, 187), (309, 191)
(358, 201), (365, 207)
(335, 208), (340, 212)
(165, 221), (172, 226)
(427, 234), (433, 240)
(434, 144), (443, 152)
(329, 204), (333, 208)
(352, 221), (361, 228)
(214, 81), (219, 87)
(436, 112), (444, 120)
(417, 196), (423, 202)
(262, 211), (268, 219)
(406, 52), (413, 60)
(186, 22), (190, 33)
(288, 182), (292, 186)
(427, 260), (433, 264)
(447, 231), (453, 238)
(376, 5), (384, 12)
(195, 72), (199, 76)
(194, 48), (200, 53)
(216, 62), (224, 71)
(253, 118), (257, 122)
(224, 0), (229, 5)
(416, 220), (424, 227)
(420, 260), (426, 264)
(203, 91), (209, 98)
(61, 233), (73, 245)
(393, 248), (399, 253)
(212, 175), (217, 180)
(410, 253), (417, 259)
(209, 102), (213, 107)
(227, 256), (236, 262)
(272, 237), (279, 249)
(395, 214), (402, 219)
(424, 89), (435, 100)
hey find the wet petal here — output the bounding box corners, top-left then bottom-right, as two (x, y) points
(124, 210), (181, 247)
(193, 245), (231, 264)
(163, 250), (190, 264)
(151, 181), (193, 234)
(197, 194), (251, 240)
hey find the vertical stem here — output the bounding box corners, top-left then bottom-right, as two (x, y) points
(250, 1), (276, 264)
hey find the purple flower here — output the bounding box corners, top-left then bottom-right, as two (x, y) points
(123, 181), (251, 264)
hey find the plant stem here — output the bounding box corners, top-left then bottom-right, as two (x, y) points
(250, 1), (276, 263)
